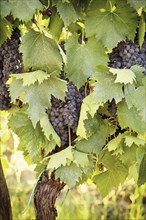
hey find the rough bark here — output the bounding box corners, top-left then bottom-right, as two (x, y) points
(34, 171), (65, 220)
(0, 159), (12, 220)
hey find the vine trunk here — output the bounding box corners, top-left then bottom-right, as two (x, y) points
(34, 171), (65, 220)
(0, 160), (12, 220)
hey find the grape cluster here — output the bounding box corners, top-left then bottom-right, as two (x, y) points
(41, 7), (52, 17)
(0, 28), (23, 110)
(47, 82), (89, 147)
(109, 37), (146, 75)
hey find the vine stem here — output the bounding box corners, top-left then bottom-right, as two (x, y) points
(68, 126), (71, 146)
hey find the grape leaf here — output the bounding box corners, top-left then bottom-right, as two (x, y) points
(20, 30), (62, 73)
(120, 144), (137, 167)
(124, 84), (136, 109)
(53, 0), (78, 26)
(8, 78), (24, 102)
(93, 150), (128, 197)
(65, 35), (108, 88)
(93, 166), (128, 197)
(12, 70), (49, 86)
(130, 80), (146, 122)
(117, 101), (146, 135)
(107, 134), (123, 152)
(8, 112), (56, 162)
(40, 113), (61, 147)
(55, 163), (83, 188)
(47, 146), (73, 170)
(124, 135), (146, 147)
(73, 150), (89, 167)
(9, 76), (67, 127)
(131, 65), (145, 87)
(139, 13), (145, 47)
(85, 0), (138, 48)
(49, 10), (64, 40)
(110, 68), (136, 84)
(127, 0), (146, 9)
(0, 0), (43, 21)
(77, 101), (90, 139)
(76, 123), (108, 155)
(83, 114), (101, 138)
(138, 154), (146, 186)
(0, 0), (42, 21)
(136, 146), (146, 166)
(0, 17), (12, 46)
(93, 67), (124, 104)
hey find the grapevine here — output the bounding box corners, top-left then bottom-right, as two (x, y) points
(0, 0), (146, 219)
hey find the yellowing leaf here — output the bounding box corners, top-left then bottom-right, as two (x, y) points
(110, 68), (136, 84)
(124, 135), (146, 147)
(107, 134), (123, 151)
(12, 70), (50, 86)
(47, 146), (73, 170)
(40, 114), (61, 147)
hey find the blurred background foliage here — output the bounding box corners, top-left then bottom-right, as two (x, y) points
(1, 112), (146, 220)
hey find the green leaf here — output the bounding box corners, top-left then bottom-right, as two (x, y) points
(49, 10), (64, 40)
(0, 17), (12, 46)
(55, 163), (83, 188)
(120, 144), (137, 167)
(76, 123), (108, 155)
(40, 113), (61, 146)
(93, 150), (128, 197)
(53, 0), (78, 26)
(20, 30), (62, 72)
(124, 135), (146, 147)
(130, 81), (146, 122)
(117, 101), (146, 135)
(65, 35), (108, 88)
(139, 13), (145, 48)
(136, 146), (146, 167)
(138, 154), (146, 186)
(8, 112), (55, 162)
(85, 0), (138, 48)
(8, 78), (24, 102)
(110, 68), (136, 84)
(124, 83), (136, 109)
(131, 65), (145, 87)
(9, 75), (67, 127)
(93, 165), (128, 197)
(0, 0), (43, 21)
(47, 146), (73, 170)
(127, 0), (146, 10)
(73, 150), (89, 167)
(107, 134), (123, 152)
(77, 100), (89, 138)
(12, 70), (49, 86)
(93, 66), (124, 104)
